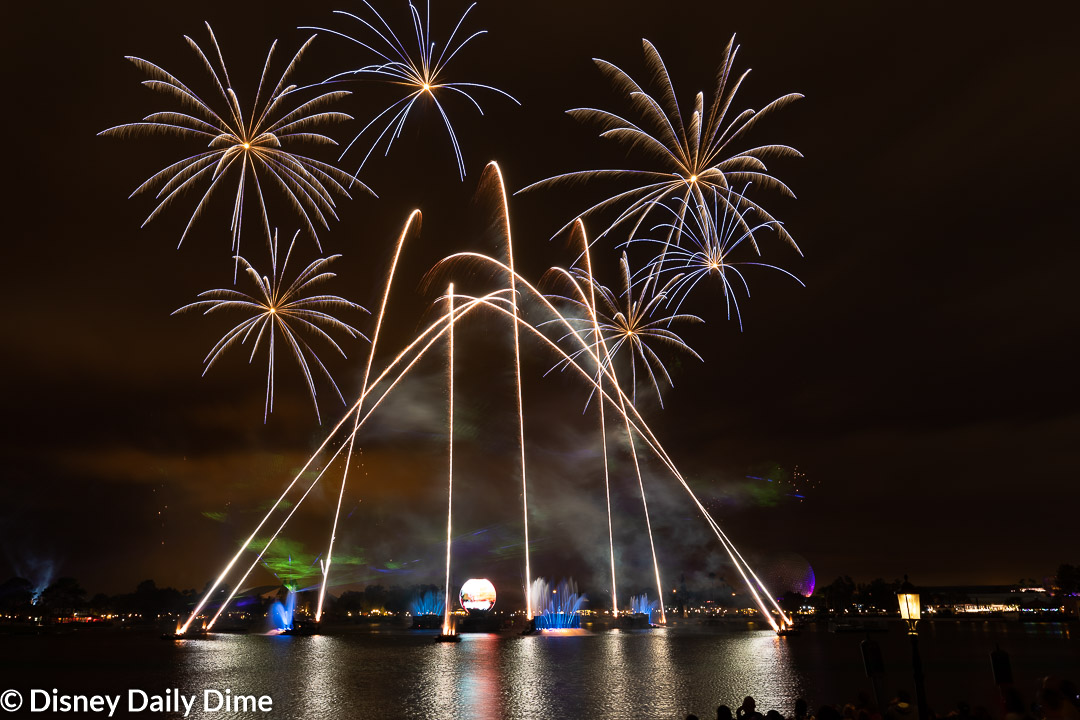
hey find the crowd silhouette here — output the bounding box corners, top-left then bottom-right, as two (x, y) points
(684, 677), (1078, 720)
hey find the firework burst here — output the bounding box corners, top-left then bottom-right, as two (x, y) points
(179, 175), (797, 637)
(100, 23), (369, 266)
(173, 229), (369, 423)
(519, 36), (802, 250)
(634, 187), (804, 330)
(302, 0), (520, 180)
(548, 251), (702, 407)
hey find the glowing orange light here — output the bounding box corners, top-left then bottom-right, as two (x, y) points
(421, 83), (431, 93)
(242, 142), (251, 149)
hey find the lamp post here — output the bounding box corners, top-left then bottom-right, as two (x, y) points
(898, 587), (930, 720)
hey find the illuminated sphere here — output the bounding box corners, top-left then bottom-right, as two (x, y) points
(459, 578), (496, 611)
(763, 552), (816, 597)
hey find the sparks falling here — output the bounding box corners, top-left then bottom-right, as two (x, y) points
(441, 283), (457, 637)
(173, 229), (368, 423)
(100, 23), (369, 267)
(635, 187), (804, 329)
(177, 167), (795, 637)
(314, 210), (421, 623)
(518, 36), (802, 249)
(549, 251), (703, 408)
(303, 1), (520, 180)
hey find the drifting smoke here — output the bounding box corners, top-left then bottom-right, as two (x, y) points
(4, 548), (57, 604)
(759, 552), (816, 597)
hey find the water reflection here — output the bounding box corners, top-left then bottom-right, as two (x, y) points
(503, 633), (555, 718)
(152, 621), (1079, 719)
(599, 631), (634, 718)
(176, 635), (303, 719)
(295, 636), (345, 720)
(456, 635), (501, 720)
(422, 635), (462, 717)
(641, 627), (685, 717)
(170, 627), (805, 719)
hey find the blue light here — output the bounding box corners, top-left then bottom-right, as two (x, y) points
(531, 579), (587, 630)
(270, 589), (296, 632)
(410, 590), (445, 617)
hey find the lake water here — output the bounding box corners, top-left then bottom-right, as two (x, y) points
(2, 621), (1076, 719)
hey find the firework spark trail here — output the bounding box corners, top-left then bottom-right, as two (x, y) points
(178, 289), (507, 634)
(441, 284), (456, 636)
(597, 395), (618, 617)
(595, 295), (670, 625)
(173, 229), (367, 424)
(586, 360), (793, 625)
(565, 282), (792, 627)
(455, 290), (788, 629)
(576, 226), (619, 618)
(629, 190), (804, 329)
(695, 501), (799, 628)
(436, 246), (791, 629)
(204, 290), (515, 630)
(192, 269), (630, 633)
(481, 162), (535, 620)
(184, 215), (789, 634)
(206, 437), (351, 630)
(100, 23), (369, 270)
(549, 227), (666, 623)
(549, 252), (702, 408)
(552, 223), (796, 625)
(621, 393), (667, 624)
(184, 281), (788, 632)
(179, 395), (357, 634)
(571, 226), (797, 626)
(704, 519), (788, 622)
(301, 1), (519, 181)
(517, 37), (801, 252)
(611, 404), (792, 626)
(315, 210), (420, 623)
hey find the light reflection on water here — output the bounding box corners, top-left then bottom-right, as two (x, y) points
(297, 635), (346, 719)
(174, 627), (803, 719)
(4, 622), (1076, 720)
(600, 631), (637, 718)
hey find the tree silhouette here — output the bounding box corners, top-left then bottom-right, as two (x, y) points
(40, 577), (86, 612)
(0, 577), (33, 609)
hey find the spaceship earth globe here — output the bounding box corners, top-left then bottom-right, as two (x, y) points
(459, 578), (497, 611)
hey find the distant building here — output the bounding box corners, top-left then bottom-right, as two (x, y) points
(921, 585), (1057, 616)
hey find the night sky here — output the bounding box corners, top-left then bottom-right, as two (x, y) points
(2, 1), (1077, 603)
